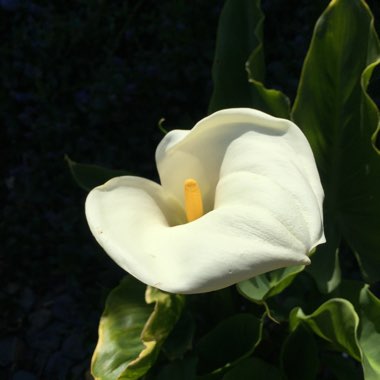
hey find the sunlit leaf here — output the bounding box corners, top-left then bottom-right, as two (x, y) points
(289, 284), (380, 380)
(237, 265), (304, 304)
(289, 298), (361, 361)
(208, 0), (289, 117)
(91, 277), (184, 380)
(65, 155), (129, 192)
(292, 0), (380, 286)
(332, 281), (380, 380)
(357, 286), (380, 380)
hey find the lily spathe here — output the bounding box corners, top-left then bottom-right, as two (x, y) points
(85, 108), (325, 294)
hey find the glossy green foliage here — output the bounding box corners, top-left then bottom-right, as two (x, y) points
(237, 265), (304, 304)
(290, 299), (361, 361)
(332, 282), (380, 380)
(91, 277), (184, 380)
(292, 0), (380, 286)
(290, 284), (380, 380)
(65, 155), (129, 191)
(208, 0), (289, 117)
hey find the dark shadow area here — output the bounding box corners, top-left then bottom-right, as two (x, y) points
(1, 2), (222, 378)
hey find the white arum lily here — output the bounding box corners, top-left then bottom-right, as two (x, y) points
(85, 108), (325, 294)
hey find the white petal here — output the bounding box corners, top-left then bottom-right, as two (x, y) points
(85, 176), (186, 285)
(86, 108), (324, 294)
(218, 130), (325, 248)
(157, 108), (324, 244)
(156, 108), (289, 212)
(281, 121), (325, 242)
(215, 171), (313, 250)
(85, 176), (312, 294)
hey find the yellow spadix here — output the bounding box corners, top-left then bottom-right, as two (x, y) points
(184, 178), (203, 222)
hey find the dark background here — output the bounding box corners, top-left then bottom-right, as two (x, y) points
(2, 1), (380, 379)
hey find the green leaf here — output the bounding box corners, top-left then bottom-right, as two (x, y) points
(289, 298), (361, 361)
(281, 325), (319, 380)
(196, 313), (263, 375)
(91, 277), (185, 380)
(332, 281), (380, 380)
(261, 271), (320, 323)
(237, 265), (304, 304)
(291, 0), (380, 283)
(65, 155), (129, 192)
(290, 282), (380, 380)
(222, 357), (283, 380)
(358, 286), (380, 380)
(208, 0), (289, 117)
(306, 230), (341, 293)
